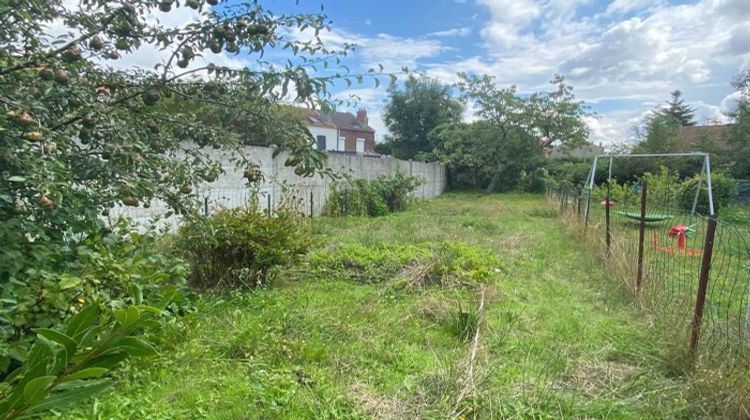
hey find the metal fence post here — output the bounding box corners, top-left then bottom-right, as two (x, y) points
(203, 196), (208, 216)
(310, 190), (314, 217)
(267, 194), (271, 217)
(636, 181), (648, 293)
(690, 215), (718, 356)
(605, 181), (611, 253)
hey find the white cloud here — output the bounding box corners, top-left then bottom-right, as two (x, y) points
(426, 27), (472, 38)
(418, 0), (750, 145)
(605, 0), (667, 16)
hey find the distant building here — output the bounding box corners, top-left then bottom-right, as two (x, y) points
(302, 108), (376, 154)
(547, 142), (605, 159)
(674, 124), (732, 153)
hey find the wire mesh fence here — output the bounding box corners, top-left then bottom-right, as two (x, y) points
(109, 183), (332, 234)
(548, 182), (750, 358)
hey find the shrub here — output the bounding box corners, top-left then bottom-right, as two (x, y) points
(176, 207), (311, 289)
(0, 303), (163, 418)
(678, 172), (736, 215)
(0, 221), (189, 375)
(325, 173), (423, 217)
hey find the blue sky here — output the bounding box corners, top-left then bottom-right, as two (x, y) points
(259, 0), (750, 147)
(56, 0), (749, 147)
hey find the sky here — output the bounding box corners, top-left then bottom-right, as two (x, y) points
(52, 0), (750, 148)
(258, 0), (750, 148)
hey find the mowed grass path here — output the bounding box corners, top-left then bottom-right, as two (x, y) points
(70, 193), (710, 419)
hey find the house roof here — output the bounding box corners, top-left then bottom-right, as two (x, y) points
(675, 124), (732, 152)
(300, 109), (337, 129)
(299, 109), (376, 133)
(329, 112), (375, 133)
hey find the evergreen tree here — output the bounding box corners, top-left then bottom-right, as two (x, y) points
(657, 90), (696, 126)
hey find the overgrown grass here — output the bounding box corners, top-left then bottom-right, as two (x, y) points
(66, 193), (749, 418)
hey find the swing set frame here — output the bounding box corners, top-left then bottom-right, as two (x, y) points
(583, 152), (715, 224)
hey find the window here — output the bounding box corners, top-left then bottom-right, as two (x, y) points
(316, 135), (326, 150)
(356, 138), (365, 153)
(338, 137), (346, 151)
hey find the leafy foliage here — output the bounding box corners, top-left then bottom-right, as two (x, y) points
(0, 221), (189, 374)
(0, 303), (164, 418)
(434, 74), (589, 193)
(655, 90), (696, 126)
(381, 76), (464, 160)
(176, 206), (312, 289)
(678, 172), (736, 215)
(0, 0), (384, 385)
(728, 70), (750, 179)
(325, 173), (423, 217)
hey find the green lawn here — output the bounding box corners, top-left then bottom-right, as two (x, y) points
(66, 193), (747, 419)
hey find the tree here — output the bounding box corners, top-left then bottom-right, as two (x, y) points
(656, 90), (696, 126)
(432, 74), (589, 193)
(633, 113), (680, 153)
(434, 121), (541, 192)
(727, 70), (750, 178)
(382, 76), (463, 159)
(0, 0), (385, 374)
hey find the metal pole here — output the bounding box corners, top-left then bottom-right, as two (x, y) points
(605, 180), (611, 253)
(691, 158), (706, 216)
(689, 215), (718, 356)
(705, 155), (715, 216)
(203, 196), (208, 216)
(636, 181), (648, 293)
(585, 156), (599, 225)
(267, 194), (271, 217)
(310, 190), (314, 217)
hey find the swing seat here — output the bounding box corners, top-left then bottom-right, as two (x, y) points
(617, 211), (674, 222)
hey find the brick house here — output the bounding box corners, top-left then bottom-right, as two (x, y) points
(303, 108), (376, 154)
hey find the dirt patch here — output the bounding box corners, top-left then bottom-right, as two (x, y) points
(347, 383), (408, 419)
(563, 360), (639, 397)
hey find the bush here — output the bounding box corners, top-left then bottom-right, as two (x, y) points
(0, 221), (189, 375)
(678, 172), (736, 215)
(0, 303), (163, 418)
(325, 173), (423, 217)
(176, 207), (311, 289)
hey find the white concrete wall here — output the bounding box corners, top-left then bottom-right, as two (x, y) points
(111, 145), (447, 230)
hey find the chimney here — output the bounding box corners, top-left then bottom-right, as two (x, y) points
(356, 108), (368, 125)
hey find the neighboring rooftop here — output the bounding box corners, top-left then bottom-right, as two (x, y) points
(675, 124), (733, 152)
(301, 109), (375, 133)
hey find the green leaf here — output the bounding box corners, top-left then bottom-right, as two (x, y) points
(78, 352), (128, 371)
(58, 275), (82, 290)
(34, 329), (77, 356)
(8, 176), (25, 182)
(62, 367), (108, 382)
(114, 308), (127, 326)
(108, 337), (158, 357)
(26, 380), (112, 414)
(23, 375), (55, 405)
(66, 305), (100, 339)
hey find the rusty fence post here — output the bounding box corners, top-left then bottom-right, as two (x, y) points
(636, 181), (648, 293)
(605, 181), (611, 253)
(689, 215), (718, 356)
